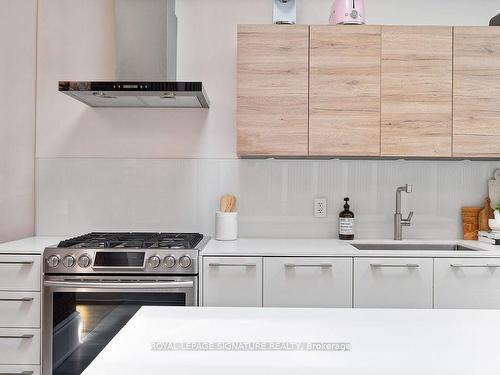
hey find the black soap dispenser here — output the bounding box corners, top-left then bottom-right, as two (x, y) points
(339, 197), (355, 240)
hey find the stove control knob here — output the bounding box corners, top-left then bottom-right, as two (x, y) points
(148, 255), (161, 269)
(78, 255), (92, 268)
(62, 255), (76, 268)
(179, 255), (192, 269)
(164, 255), (176, 268)
(47, 255), (60, 268)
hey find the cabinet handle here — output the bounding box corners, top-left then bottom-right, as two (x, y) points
(0, 371), (34, 375)
(0, 261), (34, 265)
(450, 264), (500, 268)
(284, 264), (333, 268)
(370, 263), (420, 268)
(0, 334), (34, 339)
(0, 298), (34, 302)
(208, 263), (257, 267)
(0, 335), (35, 339)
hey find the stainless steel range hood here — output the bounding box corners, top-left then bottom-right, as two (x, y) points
(59, 0), (209, 108)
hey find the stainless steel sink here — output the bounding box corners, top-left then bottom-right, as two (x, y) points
(352, 243), (478, 251)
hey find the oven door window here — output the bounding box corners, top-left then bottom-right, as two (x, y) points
(52, 292), (185, 375)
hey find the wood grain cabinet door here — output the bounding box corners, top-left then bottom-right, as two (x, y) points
(309, 26), (381, 156)
(237, 25), (309, 156)
(453, 27), (500, 157)
(381, 26), (453, 157)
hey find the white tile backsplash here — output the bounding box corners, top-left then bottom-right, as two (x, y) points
(36, 158), (500, 239)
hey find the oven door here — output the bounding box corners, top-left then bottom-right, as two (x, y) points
(43, 275), (197, 375)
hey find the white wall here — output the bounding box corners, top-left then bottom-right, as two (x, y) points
(37, 158), (498, 239)
(34, 0), (500, 239)
(0, 0), (37, 242)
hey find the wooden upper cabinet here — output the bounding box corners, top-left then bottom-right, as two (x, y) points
(309, 26), (381, 156)
(237, 25), (309, 156)
(381, 26), (453, 157)
(453, 27), (500, 158)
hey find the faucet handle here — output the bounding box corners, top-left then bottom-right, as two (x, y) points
(402, 211), (414, 226)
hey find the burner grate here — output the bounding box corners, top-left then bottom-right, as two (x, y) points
(58, 232), (203, 249)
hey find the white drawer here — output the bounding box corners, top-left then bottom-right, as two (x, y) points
(0, 329), (40, 365)
(435, 258), (500, 309)
(354, 258), (433, 308)
(0, 292), (40, 328)
(263, 257), (352, 307)
(203, 257), (263, 307)
(0, 255), (40, 291)
(0, 365), (39, 375)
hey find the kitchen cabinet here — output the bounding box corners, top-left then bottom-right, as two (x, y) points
(381, 26), (453, 157)
(237, 25), (309, 156)
(263, 257), (352, 307)
(354, 258), (433, 308)
(0, 254), (40, 291)
(434, 258), (500, 309)
(0, 292), (40, 328)
(309, 26), (381, 156)
(236, 25), (500, 159)
(0, 329), (40, 365)
(453, 27), (500, 157)
(202, 257), (262, 307)
(0, 253), (41, 372)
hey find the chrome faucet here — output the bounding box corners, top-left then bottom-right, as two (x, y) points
(394, 184), (414, 240)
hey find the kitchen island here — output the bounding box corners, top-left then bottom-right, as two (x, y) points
(82, 306), (500, 375)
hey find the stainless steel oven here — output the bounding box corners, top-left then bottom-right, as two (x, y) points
(43, 275), (197, 375)
(42, 232), (208, 375)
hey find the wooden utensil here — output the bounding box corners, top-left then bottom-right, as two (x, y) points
(478, 198), (495, 232)
(220, 195), (237, 213)
(462, 206), (482, 240)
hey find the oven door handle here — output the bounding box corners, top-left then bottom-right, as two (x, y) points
(43, 280), (194, 289)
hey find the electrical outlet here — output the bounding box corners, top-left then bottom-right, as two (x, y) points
(314, 198), (327, 218)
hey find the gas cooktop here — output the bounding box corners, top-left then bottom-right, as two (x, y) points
(45, 232), (209, 275)
(57, 232), (204, 250)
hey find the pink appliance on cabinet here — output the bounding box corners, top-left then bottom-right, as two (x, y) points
(330, 0), (366, 25)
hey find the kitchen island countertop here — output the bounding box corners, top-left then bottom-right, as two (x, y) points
(82, 306), (500, 375)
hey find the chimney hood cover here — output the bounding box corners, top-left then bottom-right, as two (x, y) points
(59, 0), (209, 108)
(59, 81), (209, 108)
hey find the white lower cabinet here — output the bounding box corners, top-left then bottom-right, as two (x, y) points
(263, 257), (352, 307)
(0, 329), (40, 365)
(0, 255), (40, 291)
(354, 258), (433, 308)
(0, 253), (42, 372)
(434, 258), (500, 309)
(0, 292), (40, 328)
(202, 257), (263, 307)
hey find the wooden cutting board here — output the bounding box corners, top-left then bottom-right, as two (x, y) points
(478, 198), (494, 232)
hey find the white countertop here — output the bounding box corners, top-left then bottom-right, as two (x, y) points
(2, 236), (500, 257)
(82, 306), (500, 375)
(202, 238), (500, 257)
(0, 236), (64, 254)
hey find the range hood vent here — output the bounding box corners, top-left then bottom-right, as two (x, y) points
(59, 0), (209, 108)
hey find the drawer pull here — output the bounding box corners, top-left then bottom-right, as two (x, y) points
(0, 334), (34, 339)
(0, 298), (34, 302)
(284, 264), (333, 268)
(0, 371), (34, 375)
(209, 263), (257, 267)
(0, 261), (34, 265)
(450, 264), (500, 268)
(370, 263), (420, 268)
